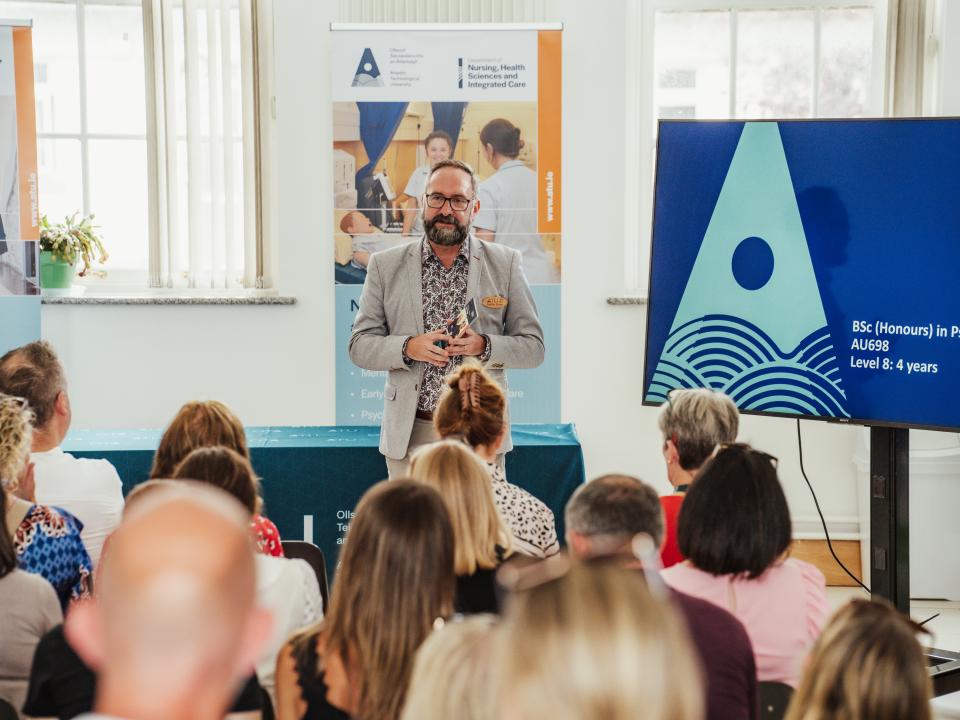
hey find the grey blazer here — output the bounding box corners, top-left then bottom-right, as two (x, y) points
(348, 236), (546, 460)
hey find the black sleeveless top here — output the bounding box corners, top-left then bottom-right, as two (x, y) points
(293, 634), (352, 720)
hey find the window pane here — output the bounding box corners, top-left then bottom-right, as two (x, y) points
(0, 1), (81, 133)
(654, 10), (730, 123)
(37, 138), (82, 224)
(85, 3), (146, 135)
(819, 7), (874, 117)
(736, 9), (814, 119)
(88, 138), (147, 270)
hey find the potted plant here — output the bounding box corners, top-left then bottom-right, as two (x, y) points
(39, 212), (108, 290)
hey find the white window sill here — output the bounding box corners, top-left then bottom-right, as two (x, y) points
(606, 295), (647, 306)
(40, 288), (296, 306)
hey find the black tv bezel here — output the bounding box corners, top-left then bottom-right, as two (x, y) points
(640, 116), (960, 434)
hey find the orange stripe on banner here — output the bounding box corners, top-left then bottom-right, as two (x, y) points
(537, 31), (561, 234)
(13, 27), (38, 239)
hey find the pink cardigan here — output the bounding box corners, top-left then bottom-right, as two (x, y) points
(662, 558), (829, 687)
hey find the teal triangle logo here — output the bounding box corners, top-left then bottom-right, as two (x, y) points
(647, 122), (849, 417)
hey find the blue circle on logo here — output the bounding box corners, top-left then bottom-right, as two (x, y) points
(731, 236), (775, 291)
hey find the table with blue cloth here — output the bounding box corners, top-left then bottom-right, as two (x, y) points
(64, 424), (586, 576)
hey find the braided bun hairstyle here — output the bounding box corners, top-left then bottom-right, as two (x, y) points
(434, 360), (505, 449)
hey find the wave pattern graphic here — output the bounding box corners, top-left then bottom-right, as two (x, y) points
(646, 315), (850, 418)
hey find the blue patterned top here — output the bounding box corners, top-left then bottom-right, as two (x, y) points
(14, 504), (93, 611)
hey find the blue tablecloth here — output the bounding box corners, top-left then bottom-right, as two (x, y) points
(64, 424), (585, 573)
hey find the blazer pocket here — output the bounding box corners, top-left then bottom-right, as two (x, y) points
(384, 383), (398, 401)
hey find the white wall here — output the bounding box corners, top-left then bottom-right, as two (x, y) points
(53, 0), (960, 539)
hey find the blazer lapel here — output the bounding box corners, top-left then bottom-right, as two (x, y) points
(467, 234), (484, 302)
(406, 241), (425, 335)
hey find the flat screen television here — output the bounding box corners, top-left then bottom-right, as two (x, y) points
(642, 118), (960, 431)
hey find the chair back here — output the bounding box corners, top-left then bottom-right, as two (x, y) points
(758, 681), (794, 720)
(281, 540), (329, 611)
(0, 697), (17, 720)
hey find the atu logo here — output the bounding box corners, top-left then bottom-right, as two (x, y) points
(351, 48), (383, 87)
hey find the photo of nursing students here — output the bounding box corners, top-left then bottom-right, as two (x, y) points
(332, 101), (561, 285)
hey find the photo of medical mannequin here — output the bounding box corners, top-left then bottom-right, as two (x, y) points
(474, 118), (558, 284)
(340, 210), (404, 270)
(402, 130), (454, 237)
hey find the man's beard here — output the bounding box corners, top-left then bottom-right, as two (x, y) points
(424, 213), (469, 246)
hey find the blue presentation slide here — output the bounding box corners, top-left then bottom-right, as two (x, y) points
(644, 118), (960, 430)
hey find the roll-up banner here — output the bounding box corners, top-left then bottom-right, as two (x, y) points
(0, 21), (40, 355)
(331, 24), (562, 425)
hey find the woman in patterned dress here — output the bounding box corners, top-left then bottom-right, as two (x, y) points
(433, 360), (559, 558)
(150, 399), (285, 556)
(0, 393), (91, 610)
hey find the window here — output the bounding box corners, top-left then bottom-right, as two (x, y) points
(627, 0), (889, 291)
(2, 0), (264, 289)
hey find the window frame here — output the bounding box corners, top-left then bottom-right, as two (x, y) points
(625, 0), (890, 294)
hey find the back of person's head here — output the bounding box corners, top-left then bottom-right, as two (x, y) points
(65, 484), (271, 720)
(678, 443), (790, 578)
(497, 559), (702, 720)
(409, 440), (509, 574)
(434, 360), (505, 450)
(339, 210), (361, 234)
(401, 614), (499, 720)
(0, 341), (66, 430)
(0, 468), (15, 578)
(172, 445), (261, 516)
(151, 400), (248, 479)
(479, 118), (523, 159)
(0, 392), (32, 491)
(785, 598), (931, 720)
(564, 474), (664, 557)
(319, 479), (455, 720)
(658, 388), (739, 471)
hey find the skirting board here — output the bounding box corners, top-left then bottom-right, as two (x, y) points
(791, 539), (862, 587)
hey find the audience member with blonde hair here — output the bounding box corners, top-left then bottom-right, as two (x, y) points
(496, 559), (703, 720)
(64, 484), (273, 720)
(151, 400), (284, 557)
(401, 614), (498, 720)
(410, 440), (511, 613)
(785, 598), (932, 720)
(657, 387), (739, 568)
(275, 480), (455, 720)
(173, 446), (322, 703)
(0, 456), (62, 713)
(434, 360), (559, 557)
(662, 444), (829, 687)
(0, 392), (91, 611)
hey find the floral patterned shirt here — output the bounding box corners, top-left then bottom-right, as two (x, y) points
(14, 504), (93, 611)
(251, 514), (284, 557)
(417, 237), (471, 412)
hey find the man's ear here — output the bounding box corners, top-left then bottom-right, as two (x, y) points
(55, 390), (70, 418)
(566, 531), (591, 560)
(234, 606), (274, 676)
(64, 601), (107, 671)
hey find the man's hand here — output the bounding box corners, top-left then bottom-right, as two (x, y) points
(405, 331), (453, 367)
(447, 326), (486, 357)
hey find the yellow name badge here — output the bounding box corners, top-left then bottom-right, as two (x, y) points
(481, 295), (508, 309)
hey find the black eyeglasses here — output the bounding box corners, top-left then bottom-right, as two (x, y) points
(424, 192), (473, 212)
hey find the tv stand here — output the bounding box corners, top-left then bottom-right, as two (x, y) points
(869, 426), (960, 696)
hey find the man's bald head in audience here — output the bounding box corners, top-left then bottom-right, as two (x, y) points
(67, 484), (272, 720)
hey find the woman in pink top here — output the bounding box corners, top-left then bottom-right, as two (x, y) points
(662, 444), (829, 687)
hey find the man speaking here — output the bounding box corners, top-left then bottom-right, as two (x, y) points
(349, 159), (545, 477)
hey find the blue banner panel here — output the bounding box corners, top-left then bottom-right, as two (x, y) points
(643, 119), (960, 430)
(336, 283), (560, 425)
(0, 295), (40, 355)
